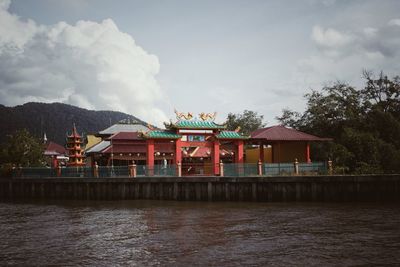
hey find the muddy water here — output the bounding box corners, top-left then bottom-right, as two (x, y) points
(1, 201), (399, 266)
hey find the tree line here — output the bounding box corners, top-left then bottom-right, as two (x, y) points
(276, 71), (400, 174)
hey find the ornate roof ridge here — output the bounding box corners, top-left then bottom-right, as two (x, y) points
(140, 129), (182, 139)
(216, 130), (249, 139)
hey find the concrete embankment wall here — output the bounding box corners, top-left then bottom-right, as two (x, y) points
(0, 175), (399, 202)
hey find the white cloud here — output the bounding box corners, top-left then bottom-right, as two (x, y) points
(363, 27), (378, 38)
(311, 25), (355, 49)
(388, 18), (400, 26)
(297, 16), (400, 92)
(0, 0), (167, 125)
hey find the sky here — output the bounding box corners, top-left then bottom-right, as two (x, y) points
(0, 0), (400, 126)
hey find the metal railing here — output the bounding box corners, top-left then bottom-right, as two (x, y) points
(224, 163), (258, 177)
(11, 161), (329, 178)
(264, 163), (294, 176)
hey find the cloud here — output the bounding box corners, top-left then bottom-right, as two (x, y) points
(0, 0), (167, 125)
(388, 18), (400, 26)
(297, 15), (400, 91)
(312, 25), (355, 49)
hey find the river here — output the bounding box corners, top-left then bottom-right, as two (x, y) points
(0, 201), (399, 266)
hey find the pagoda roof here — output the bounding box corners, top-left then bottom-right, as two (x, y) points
(67, 124), (82, 138)
(167, 120), (226, 130)
(216, 131), (249, 140)
(250, 125), (332, 141)
(143, 130), (182, 139)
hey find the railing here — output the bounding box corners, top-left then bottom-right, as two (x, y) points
(224, 163), (258, 177)
(298, 162), (327, 175)
(11, 161), (329, 178)
(11, 164), (177, 178)
(263, 162), (327, 176)
(264, 163), (294, 176)
(139, 165), (177, 177)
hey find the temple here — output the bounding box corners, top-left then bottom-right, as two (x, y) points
(86, 111), (248, 175)
(85, 111), (331, 176)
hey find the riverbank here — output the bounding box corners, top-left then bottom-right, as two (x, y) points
(1, 174), (399, 201)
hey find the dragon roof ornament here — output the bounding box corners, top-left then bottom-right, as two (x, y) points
(174, 109), (217, 122)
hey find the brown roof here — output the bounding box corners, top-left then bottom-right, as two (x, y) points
(250, 125), (332, 141)
(44, 141), (66, 155)
(102, 144), (147, 154)
(109, 132), (143, 140)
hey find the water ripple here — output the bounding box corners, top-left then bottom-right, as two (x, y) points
(0, 201), (400, 266)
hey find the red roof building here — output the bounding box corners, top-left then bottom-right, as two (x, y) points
(249, 125), (332, 163)
(44, 141), (67, 156)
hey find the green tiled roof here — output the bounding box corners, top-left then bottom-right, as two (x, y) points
(145, 130), (181, 139)
(174, 120), (226, 129)
(216, 131), (249, 139)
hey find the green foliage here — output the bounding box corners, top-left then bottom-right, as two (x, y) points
(1, 129), (45, 167)
(277, 72), (400, 174)
(226, 110), (265, 136)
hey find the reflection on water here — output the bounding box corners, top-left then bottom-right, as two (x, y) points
(1, 200), (400, 266)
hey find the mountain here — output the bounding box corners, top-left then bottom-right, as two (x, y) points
(0, 102), (148, 145)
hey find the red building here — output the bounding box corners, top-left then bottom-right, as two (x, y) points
(249, 125), (332, 163)
(86, 112), (248, 175)
(44, 141), (68, 167)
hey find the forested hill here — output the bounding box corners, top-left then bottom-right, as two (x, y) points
(0, 102), (148, 145)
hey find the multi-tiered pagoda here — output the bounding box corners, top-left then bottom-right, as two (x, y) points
(66, 124), (85, 167)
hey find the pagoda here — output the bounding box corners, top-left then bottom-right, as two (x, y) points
(66, 124), (85, 167)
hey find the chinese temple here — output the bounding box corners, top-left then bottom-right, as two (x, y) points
(86, 111), (248, 175)
(85, 111), (332, 176)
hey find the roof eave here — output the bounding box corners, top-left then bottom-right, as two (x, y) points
(249, 137), (333, 142)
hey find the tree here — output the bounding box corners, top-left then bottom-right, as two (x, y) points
(362, 70), (400, 115)
(276, 108), (303, 129)
(1, 129), (45, 167)
(225, 110), (265, 136)
(276, 72), (400, 174)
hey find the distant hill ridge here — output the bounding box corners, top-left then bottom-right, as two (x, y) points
(0, 102), (148, 145)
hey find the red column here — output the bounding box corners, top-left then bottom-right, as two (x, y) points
(52, 156), (58, 168)
(259, 142), (264, 163)
(212, 140), (220, 175)
(306, 142), (311, 163)
(175, 139), (182, 164)
(146, 139), (154, 175)
(236, 140), (244, 163)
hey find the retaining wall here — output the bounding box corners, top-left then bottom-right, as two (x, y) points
(0, 175), (399, 202)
